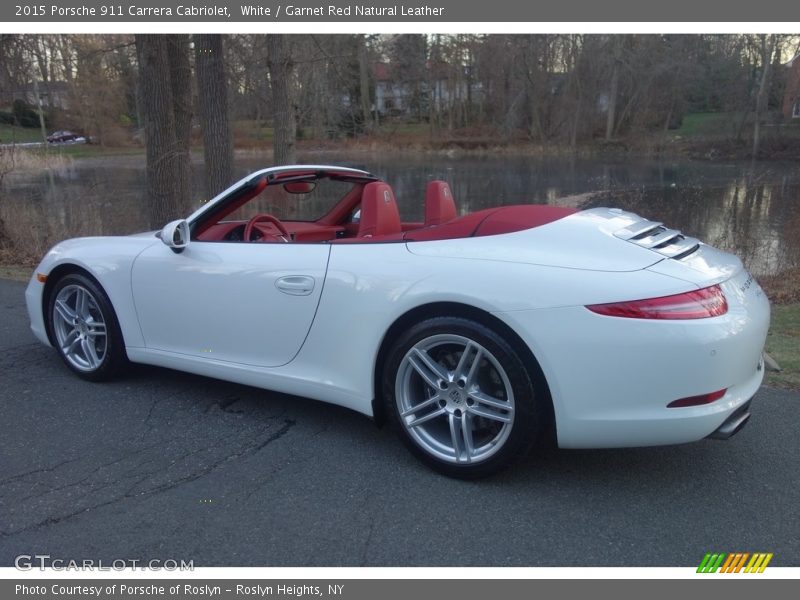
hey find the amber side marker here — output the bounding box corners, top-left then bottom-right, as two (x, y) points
(36, 273), (48, 283)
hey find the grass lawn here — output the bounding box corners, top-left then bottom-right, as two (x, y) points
(233, 120), (275, 143)
(765, 303), (800, 389)
(375, 122), (430, 136)
(51, 144), (144, 159)
(673, 112), (736, 137)
(0, 124), (46, 144)
(0, 265), (33, 281)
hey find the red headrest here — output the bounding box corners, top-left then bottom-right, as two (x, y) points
(424, 181), (457, 226)
(358, 182), (402, 237)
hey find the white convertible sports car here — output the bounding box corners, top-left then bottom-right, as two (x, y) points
(26, 165), (770, 477)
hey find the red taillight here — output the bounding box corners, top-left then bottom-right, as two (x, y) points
(667, 388), (727, 408)
(586, 284), (728, 320)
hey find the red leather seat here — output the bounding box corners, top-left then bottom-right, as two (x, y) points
(424, 181), (457, 226)
(358, 182), (402, 238)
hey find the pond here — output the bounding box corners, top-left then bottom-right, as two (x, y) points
(1, 152), (798, 276)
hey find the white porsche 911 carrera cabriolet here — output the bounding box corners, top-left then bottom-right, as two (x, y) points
(26, 165), (770, 477)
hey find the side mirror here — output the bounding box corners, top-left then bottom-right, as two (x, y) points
(159, 219), (190, 253)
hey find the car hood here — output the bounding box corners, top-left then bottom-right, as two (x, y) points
(406, 207), (675, 272)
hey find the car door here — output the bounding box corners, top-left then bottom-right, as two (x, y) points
(131, 240), (330, 367)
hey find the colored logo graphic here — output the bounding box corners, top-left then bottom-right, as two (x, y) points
(697, 552), (773, 573)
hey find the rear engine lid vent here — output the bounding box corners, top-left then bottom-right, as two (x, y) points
(614, 218), (700, 260)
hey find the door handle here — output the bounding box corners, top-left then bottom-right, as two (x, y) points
(275, 275), (315, 296)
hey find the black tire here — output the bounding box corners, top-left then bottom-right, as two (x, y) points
(46, 272), (128, 381)
(382, 316), (544, 479)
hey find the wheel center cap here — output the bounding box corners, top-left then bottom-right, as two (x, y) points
(448, 388), (463, 404)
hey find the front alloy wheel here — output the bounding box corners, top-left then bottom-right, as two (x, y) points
(48, 273), (127, 381)
(52, 284), (108, 372)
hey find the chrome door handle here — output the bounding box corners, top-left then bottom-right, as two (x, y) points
(275, 275), (315, 296)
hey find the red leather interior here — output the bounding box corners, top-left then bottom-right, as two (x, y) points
(194, 171), (576, 246)
(404, 205), (577, 242)
(357, 182), (402, 238)
(402, 222), (425, 231)
(287, 223), (344, 242)
(197, 221), (345, 242)
(424, 181), (457, 226)
(473, 205), (577, 236)
(405, 208), (500, 241)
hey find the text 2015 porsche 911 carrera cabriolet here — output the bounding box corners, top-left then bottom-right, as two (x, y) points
(25, 165), (771, 478)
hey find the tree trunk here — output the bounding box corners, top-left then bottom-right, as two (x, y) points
(752, 35), (776, 159)
(134, 34), (192, 229)
(31, 77), (48, 143)
(605, 40), (621, 141)
(571, 90), (583, 150)
(569, 35), (584, 150)
(167, 35), (193, 210)
(357, 35), (372, 132)
(266, 35), (296, 165)
(195, 34), (235, 198)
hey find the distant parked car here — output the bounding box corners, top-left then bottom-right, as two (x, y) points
(47, 131), (86, 144)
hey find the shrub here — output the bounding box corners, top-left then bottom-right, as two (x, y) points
(11, 99), (50, 128)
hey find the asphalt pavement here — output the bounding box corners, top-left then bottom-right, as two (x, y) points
(0, 277), (797, 566)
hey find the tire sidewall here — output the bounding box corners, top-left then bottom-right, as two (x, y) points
(47, 272), (127, 381)
(382, 316), (541, 478)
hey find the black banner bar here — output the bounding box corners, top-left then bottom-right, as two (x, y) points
(3, 0), (799, 23)
(4, 579), (799, 600)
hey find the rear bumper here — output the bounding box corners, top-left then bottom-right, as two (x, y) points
(495, 273), (770, 449)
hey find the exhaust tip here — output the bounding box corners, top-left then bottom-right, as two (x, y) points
(708, 410), (751, 440)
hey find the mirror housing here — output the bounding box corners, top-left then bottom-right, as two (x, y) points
(158, 219), (190, 253)
(284, 181), (316, 194)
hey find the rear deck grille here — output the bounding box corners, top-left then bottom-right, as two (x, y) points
(614, 219), (699, 260)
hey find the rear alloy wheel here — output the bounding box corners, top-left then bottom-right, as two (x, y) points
(384, 316), (543, 478)
(48, 273), (127, 381)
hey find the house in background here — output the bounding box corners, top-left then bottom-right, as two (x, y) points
(11, 81), (70, 110)
(372, 62), (411, 115)
(783, 53), (800, 120)
(371, 62), (484, 118)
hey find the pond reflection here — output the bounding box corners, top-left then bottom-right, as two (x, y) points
(1, 153), (797, 276)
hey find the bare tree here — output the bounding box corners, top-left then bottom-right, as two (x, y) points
(168, 35), (193, 207)
(3, 33), (796, 165)
(134, 34), (193, 228)
(604, 37), (622, 141)
(66, 35), (135, 146)
(357, 35), (373, 131)
(266, 35), (296, 165)
(195, 34), (234, 197)
(752, 34), (778, 158)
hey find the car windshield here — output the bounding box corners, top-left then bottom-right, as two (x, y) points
(226, 177), (355, 222)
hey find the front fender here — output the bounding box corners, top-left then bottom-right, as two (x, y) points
(28, 236), (159, 350)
